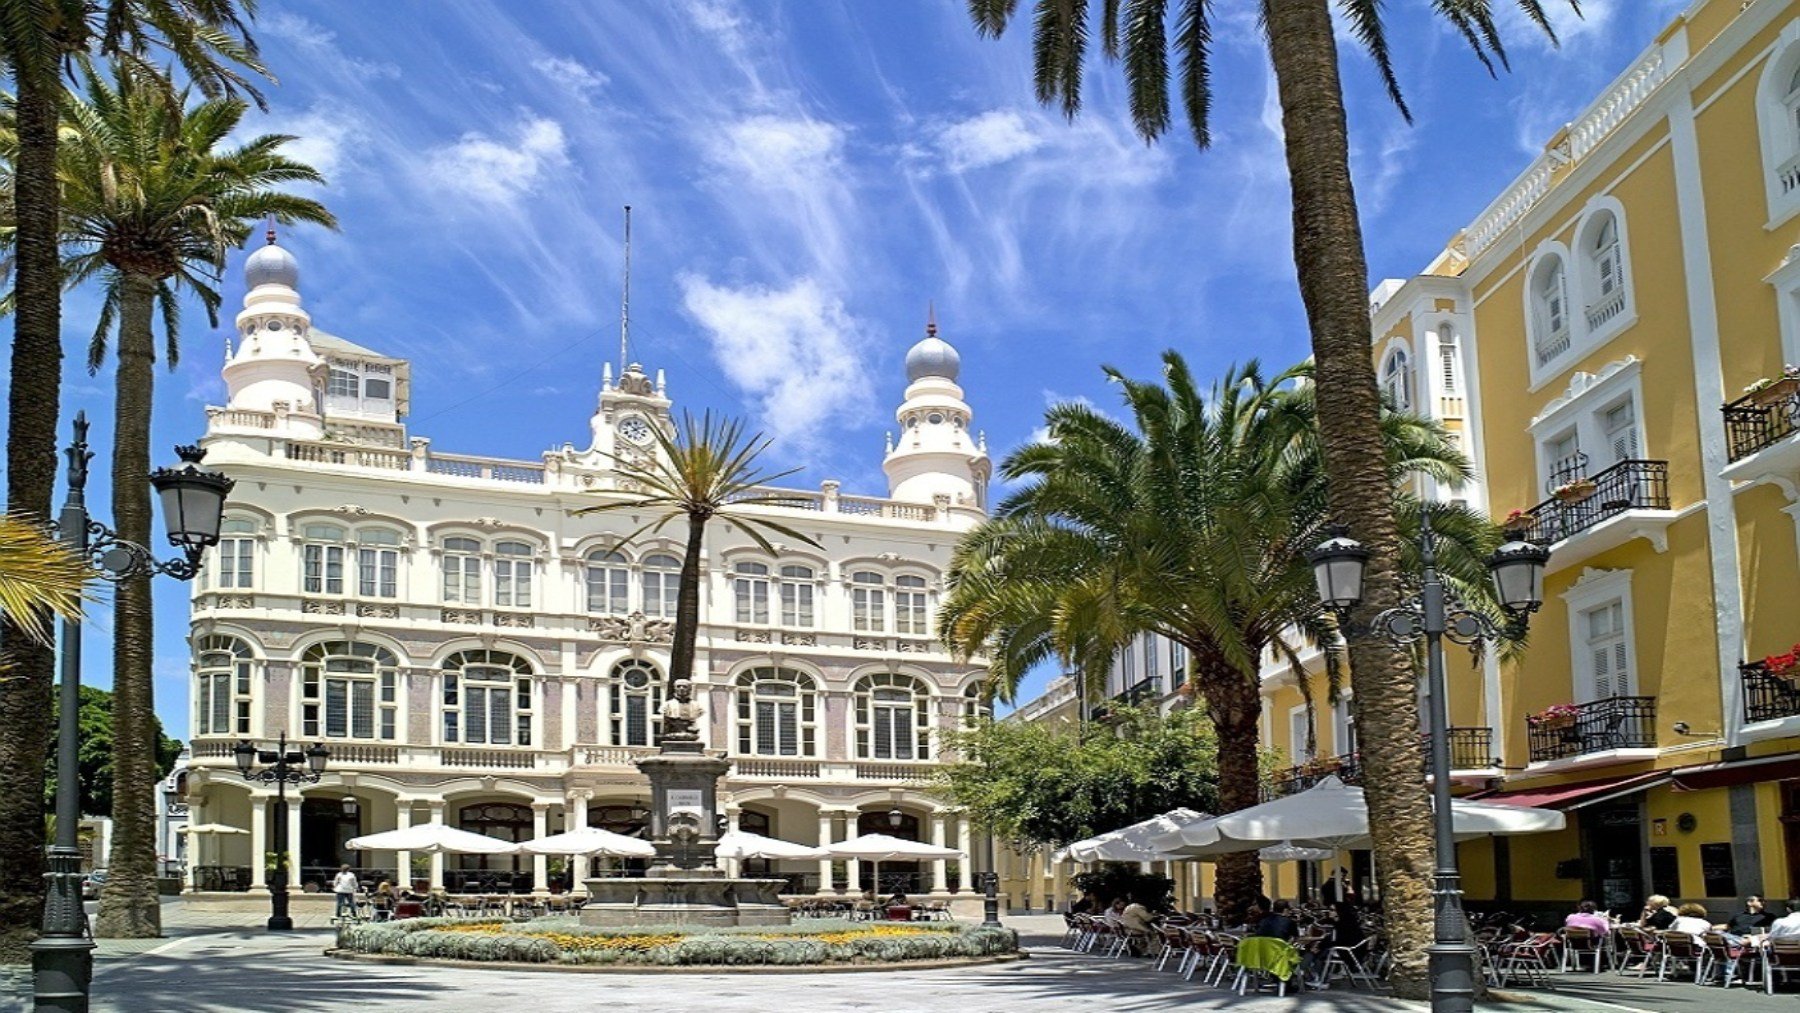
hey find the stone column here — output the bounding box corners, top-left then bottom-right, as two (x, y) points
(394, 802), (413, 891)
(930, 814), (948, 893)
(531, 803), (550, 895)
(724, 808), (742, 879)
(428, 800), (446, 891)
(817, 811), (835, 893)
(183, 799), (204, 893)
(1029, 846), (1048, 911)
(956, 817), (973, 893)
(570, 793), (591, 895)
(286, 801), (302, 885)
(1052, 853), (1067, 912)
(249, 796), (268, 890)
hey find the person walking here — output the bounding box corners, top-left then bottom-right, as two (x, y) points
(332, 865), (360, 921)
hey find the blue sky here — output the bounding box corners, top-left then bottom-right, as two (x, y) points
(13, 0), (1687, 739)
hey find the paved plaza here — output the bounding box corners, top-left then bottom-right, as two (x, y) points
(1, 904), (1780, 1012)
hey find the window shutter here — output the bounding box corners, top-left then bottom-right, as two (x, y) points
(1592, 644), (1614, 699)
(351, 681), (374, 739)
(627, 695), (647, 747)
(467, 689), (487, 744)
(1612, 641), (1631, 697)
(326, 681), (348, 737)
(874, 708), (893, 759)
(894, 708), (915, 760)
(490, 689), (511, 745)
(756, 700), (776, 754)
(778, 702), (798, 756)
(211, 675), (230, 734)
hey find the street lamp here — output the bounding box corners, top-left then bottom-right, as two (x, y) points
(34, 415), (232, 1013)
(1307, 515), (1547, 1013)
(233, 733), (328, 931)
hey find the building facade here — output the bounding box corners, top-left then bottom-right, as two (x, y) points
(180, 236), (993, 902)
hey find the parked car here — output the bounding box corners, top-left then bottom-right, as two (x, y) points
(81, 870), (107, 900)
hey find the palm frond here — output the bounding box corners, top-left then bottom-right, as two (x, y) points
(0, 514), (92, 643)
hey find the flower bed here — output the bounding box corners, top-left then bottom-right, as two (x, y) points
(336, 917), (1018, 968)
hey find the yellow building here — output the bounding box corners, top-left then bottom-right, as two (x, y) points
(1265, 0), (1800, 915)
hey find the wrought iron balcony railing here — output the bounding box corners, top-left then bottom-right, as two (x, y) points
(1269, 727), (1496, 798)
(1743, 662), (1800, 725)
(1723, 384), (1800, 462)
(1518, 459), (1669, 545)
(1526, 696), (1657, 763)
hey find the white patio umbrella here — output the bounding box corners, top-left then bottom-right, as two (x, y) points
(824, 832), (963, 897)
(346, 822), (520, 855)
(177, 823), (248, 835)
(1053, 808), (1211, 864)
(1150, 776), (1565, 856)
(714, 829), (826, 861)
(517, 825), (656, 858)
(1255, 842), (1336, 864)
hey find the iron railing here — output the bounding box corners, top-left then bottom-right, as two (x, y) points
(1519, 460), (1669, 544)
(1269, 727), (1495, 798)
(1723, 385), (1800, 462)
(1743, 662), (1800, 724)
(1526, 696), (1657, 763)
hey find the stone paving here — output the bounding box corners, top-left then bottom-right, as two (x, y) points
(0, 903), (1786, 1012)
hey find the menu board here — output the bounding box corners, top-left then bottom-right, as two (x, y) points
(1700, 842), (1736, 898)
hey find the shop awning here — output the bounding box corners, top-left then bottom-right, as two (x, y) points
(1671, 754), (1800, 792)
(1469, 771), (1668, 811)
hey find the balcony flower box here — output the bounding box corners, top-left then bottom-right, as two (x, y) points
(1500, 509), (1532, 539)
(1762, 645), (1800, 684)
(1528, 703), (1580, 732)
(1552, 479), (1597, 504)
(1743, 369), (1800, 407)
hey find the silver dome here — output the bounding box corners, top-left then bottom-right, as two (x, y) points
(905, 336), (960, 382)
(245, 242), (299, 289)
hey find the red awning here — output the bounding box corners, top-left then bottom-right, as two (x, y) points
(1671, 755), (1800, 792)
(1470, 772), (1668, 811)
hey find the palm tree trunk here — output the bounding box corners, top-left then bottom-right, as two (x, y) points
(668, 513), (707, 688)
(95, 273), (161, 939)
(1264, 0), (1435, 995)
(1192, 645), (1263, 925)
(0, 65), (67, 961)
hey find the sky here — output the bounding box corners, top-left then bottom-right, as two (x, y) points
(8, 0), (1689, 740)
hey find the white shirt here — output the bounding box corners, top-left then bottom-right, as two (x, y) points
(1670, 915), (1712, 939)
(1771, 912), (1800, 938)
(332, 871), (360, 895)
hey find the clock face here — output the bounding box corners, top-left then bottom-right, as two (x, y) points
(618, 415), (654, 446)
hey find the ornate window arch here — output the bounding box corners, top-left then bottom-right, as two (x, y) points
(641, 553), (680, 619)
(442, 649), (534, 746)
(1527, 250), (1572, 371)
(1575, 206), (1630, 335)
(1380, 345), (1412, 412)
(299, 522), (348, 595)
(1757, 24), (1800, 222)
(195, 635), (255, 736)
(609, 658), (664, 747)
(961, 681), (989, 726)
(1436, 324), (1460, 397)
(585, 550), (630, 614)
(299, 641), (399, 740)
(853, 672), (932, 760)
(354, 527), (403, 598)
(733, 667), (818, 756)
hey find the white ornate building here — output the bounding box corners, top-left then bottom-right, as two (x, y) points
(178, 235), (994, 903)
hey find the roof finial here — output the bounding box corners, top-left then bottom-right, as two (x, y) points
(265, 214), (277, 246)
(926, 301), (938, 338)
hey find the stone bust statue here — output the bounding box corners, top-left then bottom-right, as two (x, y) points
(660, 679), (702, 741)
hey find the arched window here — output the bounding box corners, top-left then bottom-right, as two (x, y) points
(962, 682), (989, 725)
(894, 574), (930, 636)
(211, 517), (257, 590)
(300, 523), (347, 595)
(1436, 325), (1460, 397)
(641, 553), (680, 619)
(733, 667), (817, 756)
(300, 641), (398, 740)
(854, 673), (931, 760)
(1583, 212), (1627, 331)
(851, 571), (886, 633)
(778, 564), (815, 627)
(494, 541), (534, 609)
(356, 528), (402, 598)
(1380, 348), (1412, 411)
(442, 536), (482, 604)
(734, 562), (770, 625)
(442, 649), (533, 746)
(609, 659), (663, 747)
(585, 550), (630, 614)
(195, 635), (254, 736)
(1531, 256), (1571, 367)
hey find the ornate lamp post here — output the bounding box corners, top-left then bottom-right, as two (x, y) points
(33, 416), (233, 1013)
(232, 734), (328, 931)
(1307, 515), (1547, 1013)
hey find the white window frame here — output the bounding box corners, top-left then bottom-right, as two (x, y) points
(778, 564), (816, 628)
(1529, 356), (1645, 492)
(355, 528), (402, 599)
(1525, 246), (1574, 384)
(493, 540), (534, 609)
(641, 553), (680, 619)
(1380, 343), (1413, 412)
(894, 574), (930, 636)
(300, 523), (348, 596)
(195, 635), (255, 737)
(1288, 705), (1313, 763)
(609, 658), (663, 747)
(1436, 324), (1460, 398)
(1756, 22), (1800, 228)
(210, 517), (258, 590)
(1571, 200), (1635, 349)
(442, 536), (483, 605)
(300, 641), (399, 741)
(853, 672), (932, 760)
(851, 571), (886, 633)
(441, 650), (533, 747)
(1331, 695), (1357, 757)
(734, 667), (818, 757)
(734, 562), (771, 625)
(586, 550), (631, 614)
(1561, 568), (1637, 704)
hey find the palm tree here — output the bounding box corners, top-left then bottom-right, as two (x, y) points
(0, 514), (89, 642)
(941, 352), (1499, 923)
(576, 411), (822, 694)
(0, 0), (265, 958)
(49, 67), (332, 938)
(962, 0), (1571, 990)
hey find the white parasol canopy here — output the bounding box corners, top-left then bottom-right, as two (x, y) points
(517, 825), (656, 858)
(1053, 808), (1210, 864)
(1150, 776), (1565, 856)
(714, 830), (826, 861)
(346, 822), (520, 855)
(1255, 842), (1338, 863)
(177, 823), (248, 835)
(823, 833), (963, 861)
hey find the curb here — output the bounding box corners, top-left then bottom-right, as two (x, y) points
(325, 947), (1029, 975)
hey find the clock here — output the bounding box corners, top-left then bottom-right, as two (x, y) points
(618, 415), (654, 446)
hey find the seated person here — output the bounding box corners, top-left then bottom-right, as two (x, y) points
(1770, 899), (1800, 939)
(1564, 900), (1612, 936)
(886, 890), (908, 908)
(371, 880), (398, 918)
(1069, 891), (1098, 915)
(1669, 902), (1713, 941)
(1726, 895), (1774, 936)
(1302, 901), (1364, 984)
(1119, 897), (1156, 956)
(1252, 900), (1300, 942)
(1638, 894), (1678, 931)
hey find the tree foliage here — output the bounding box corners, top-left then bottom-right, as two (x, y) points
(933, 704), (1225, 847)
(44, 684), (181, 818)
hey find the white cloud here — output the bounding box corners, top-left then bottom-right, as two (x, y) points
(251, 103), (368, 179)
(679, 275), (875, 452)
(704, 115), (844, 188)
(533, 55), (609, 97)
(262, 11), (399, 81)
(937, 110), (1046, 171)
(421, 116), (569, 204)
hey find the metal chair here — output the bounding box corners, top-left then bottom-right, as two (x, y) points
(1701, 932), (1749, 988)
(1320, 934), (1382, 989)
(1561, 926), (1610, 972)
(1614, 925), (1660, 977)
(1155, 925), (1192, 972)
(1764, 937), (1800, 993)
(1657, 931), (1706, 983)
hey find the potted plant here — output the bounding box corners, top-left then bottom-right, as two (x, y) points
(1500, 509), (1533, 539)
(1743, 365), (1800, 406)
(1762, 644), (1800, 684)
(1552, 478), (1597, 504)
(1528, 703), (1581, 732)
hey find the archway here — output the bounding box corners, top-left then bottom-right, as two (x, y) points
(857, 809), (923, 896)
(454, 801), (534, 892)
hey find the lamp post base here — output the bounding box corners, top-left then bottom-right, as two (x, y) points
(33, 848), (95, 1013)
(979, 871), (1002, 929)
(1426, 940), (1477, 1013)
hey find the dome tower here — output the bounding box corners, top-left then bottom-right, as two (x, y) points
(882, 311), (990, 508)
(220, 227), (323, 438)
